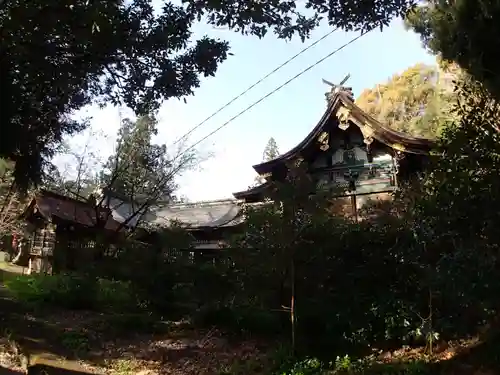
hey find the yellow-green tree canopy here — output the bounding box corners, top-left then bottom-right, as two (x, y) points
(356, 62), (460, 139)
(405, 0), (500, 104)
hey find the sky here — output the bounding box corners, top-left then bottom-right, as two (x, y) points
(56, 17), (436, 203)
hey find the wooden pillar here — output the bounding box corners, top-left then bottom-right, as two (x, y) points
(350, 194), (358, 223)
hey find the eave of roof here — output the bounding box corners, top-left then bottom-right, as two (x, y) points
(144, 199), (245, 229)
(24, 189), (124, 232)
(252, 92), (437, 175)
(232, 181), (272, 200)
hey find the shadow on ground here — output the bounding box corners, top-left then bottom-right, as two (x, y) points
(27, 362), (98, 374)
(0, 365), (22, 374)
(2, 362), (100, 375)
(435, 331), (500, 374)
(0, 289), (113, 373)
(0, 298), (73, 358)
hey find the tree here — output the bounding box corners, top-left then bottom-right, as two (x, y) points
(405, 0), (500, 104)
(263, 137), (280, 161)
(100, 114), (197, 228)
(254, 137), (280, 185)
(0, 159), (25, 241)
(229, 162), (427, 354)
(233, 161), (336, 353)
(44, 130), (105, 199)
(1, 0), (417, 190)
(46, 176), (100, 201)
(355, 62), (459, 138)
(392, 77), (500, 340)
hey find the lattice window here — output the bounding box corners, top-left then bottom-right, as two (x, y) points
(31, 228), (55, 256)
(31, 230), (44, 255)
(42, 229), (55, 256)
(163, 248), (184, 263)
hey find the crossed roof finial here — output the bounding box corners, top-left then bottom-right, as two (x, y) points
(322, 73), (354, 102)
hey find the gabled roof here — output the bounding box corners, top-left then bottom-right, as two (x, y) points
(252, 91), (436, 175)
(102, 196), (146, 228)
(147, 199), (244, 229)
(24, 190), (123, 232)
(98, 192), (246, 230)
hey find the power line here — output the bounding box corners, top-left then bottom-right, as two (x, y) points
(181, 30), (372, 157)
(172, 27), (339, 146)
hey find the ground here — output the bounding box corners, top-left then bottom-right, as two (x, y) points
(1, 261), (500, 375)
(0, 262), (272, 374)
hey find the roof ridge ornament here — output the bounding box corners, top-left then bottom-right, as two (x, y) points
(322, 73), (354, 102)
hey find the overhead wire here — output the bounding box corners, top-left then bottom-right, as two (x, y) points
(179, 29), (373, 157)
(171, 27), (339, 146)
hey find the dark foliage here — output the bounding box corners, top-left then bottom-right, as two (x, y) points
(406, 0), (500, 102)
(4, 273), (140, 312)
(1, 0), (228, 190)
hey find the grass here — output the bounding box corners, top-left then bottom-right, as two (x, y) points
(0, 261), (25, 284)
(104, 358), (142, 375)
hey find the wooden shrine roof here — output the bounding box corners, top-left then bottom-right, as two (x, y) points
(251, 91), (436, 176)
(233, 181), (272, 200)
(23, 190), (123, 232)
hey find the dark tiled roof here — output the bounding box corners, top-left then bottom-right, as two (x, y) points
(75, 186), (248, 230)
(33, 190), (123, 231)
(100, 193), (245, 229)
(147, 199), (243, 228)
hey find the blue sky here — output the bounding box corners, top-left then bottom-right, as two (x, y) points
(57, 18), (436, 202)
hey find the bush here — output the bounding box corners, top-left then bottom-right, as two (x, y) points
(270, 354), (432, 375)
(193, 305), (287, 336)
(95, 278), (141, 311)
(5, 273), (139, 312)
(93, 312), (169, 337)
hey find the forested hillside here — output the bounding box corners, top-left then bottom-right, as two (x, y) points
(356, 62), (461, 138)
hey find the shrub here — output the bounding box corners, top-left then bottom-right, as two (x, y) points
(95, 278), (140, 311)
(270, 354), (432, 375)
(193, 305), (287, 336)
(91, 312), (167, 338)
(60, 329), (91, 358)
(5, 273), (139, 312)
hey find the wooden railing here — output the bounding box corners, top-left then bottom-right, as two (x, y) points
(313, 161), (397, 195)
